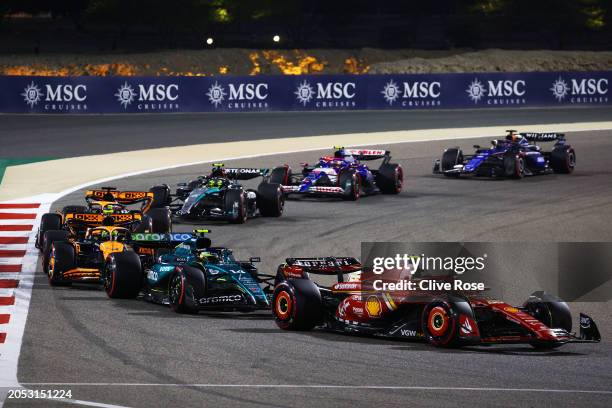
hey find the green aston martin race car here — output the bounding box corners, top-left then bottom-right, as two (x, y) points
(102, 229), (274, 313)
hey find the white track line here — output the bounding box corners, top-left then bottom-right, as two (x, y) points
(0, 209), (40, 214)
(46, 397), (132, 408)
(0, 232), (30, 237)
(0, 219), (35, 225)
(0, 258), (25, 265)
(16, 383), (612, 394)
(0, 245), (26, 251)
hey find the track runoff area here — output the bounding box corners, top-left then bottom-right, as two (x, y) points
(0, 108), (611, 408)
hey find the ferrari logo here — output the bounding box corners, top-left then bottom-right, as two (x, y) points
(365, 296), (381, 317)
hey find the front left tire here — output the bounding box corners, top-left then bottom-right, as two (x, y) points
(104, 251), (142, 299)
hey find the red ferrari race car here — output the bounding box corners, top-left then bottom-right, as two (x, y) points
(271, 258), (601, 348)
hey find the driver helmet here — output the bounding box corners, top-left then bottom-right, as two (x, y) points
(102, 204), (114, 216)
(207, 178), (223, 188)
(198, 251), (220, 264)
(211, 166), (225, 178)
(344, 155), (355, 164)
(506, 131), (522, 143)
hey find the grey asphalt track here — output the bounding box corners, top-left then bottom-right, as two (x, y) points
(3, 110), (612, 408)
(2, 106), (612, 158)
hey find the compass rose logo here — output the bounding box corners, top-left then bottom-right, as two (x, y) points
(466, 79), (486, 103)
(550, 77), (569, 102)
(206, 82), (227, 107)
(295, 81), (314, 106)
(381, 80), (400, 105)
(21, 82), (42, 108)
(115, 82), (136, 108)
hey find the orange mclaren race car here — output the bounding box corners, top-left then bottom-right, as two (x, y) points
(36, 186), (172, 264)
(45, 226), (131, 285)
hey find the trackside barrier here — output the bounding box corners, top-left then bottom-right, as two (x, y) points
(0, 71), (610, 113)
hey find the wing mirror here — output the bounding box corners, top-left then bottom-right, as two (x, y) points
(177, 182), (187, 187)
(473, 145), (481, 149)
(249, 257), (261, 263)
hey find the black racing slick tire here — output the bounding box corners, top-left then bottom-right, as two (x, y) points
(270, 166), (292, 185)
(523, 292), (572, 330)
(421, 301), (460, 347)
(169, 266), (205, 314)
(339, 170), (360, 201)
(441, 148), (463, 178)
(47, 241), (75, 287)
(146, 208), (172, 233)
(42, 230), (70, 271)
(257, 182), (284, 217)
(36, 213), (62, 249)
(225, 188), (247, 224)
(104, 251), (142, 299)
(550, 146), (576, 174)
(272, 279), (322, 331)
(376, 163), (403, 194)
(149, 185), (171, 208)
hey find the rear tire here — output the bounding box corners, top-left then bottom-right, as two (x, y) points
(441, 148), (463, 178)
(339, 170), (360, 201)
(42, 230), (70, 271)
(47, 242), (75, 286)
(103, 251), (142, 299)
(146, 208), (172, 233)
(272, 279), (322, 330)
(36, 213), (62, 249)
(257, 183), (284, 217)
(550, 146), (576, 174)
(376, 163), (403, 194)
(149, 185), (171, 208)
(225, 189), (247, 224)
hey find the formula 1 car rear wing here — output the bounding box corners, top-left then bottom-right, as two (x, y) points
(225, 168), (270, 180)
(130, 232), (194, 245)
(519, 132), (566, 142)
(85, 187), (155, 211)
(64, 212), (142, 227)
(335, 147), (391, 161)
(285, 257), (362, 274)
(130, 229), (211, 247)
